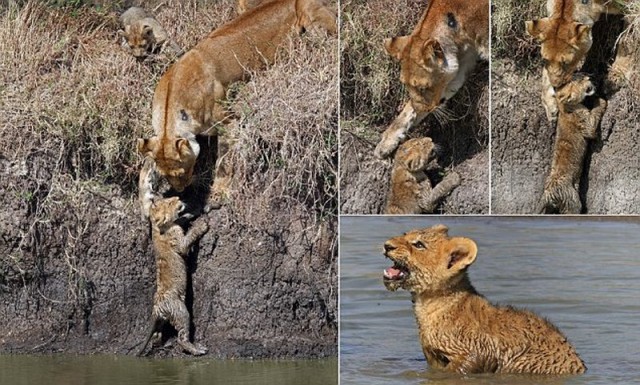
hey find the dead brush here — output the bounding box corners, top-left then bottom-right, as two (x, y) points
(229, 31), (338, 227)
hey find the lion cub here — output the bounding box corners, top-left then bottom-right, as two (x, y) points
(384, 138), (460, 214)
(539, 74), (606, 214)
(382, 225), (586, 374)
(119, 7), (179, 59)
(138, 197), (209, 356)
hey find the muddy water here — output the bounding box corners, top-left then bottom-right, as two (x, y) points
(0, 355), (337, 385)
(340, 216), (640, 385)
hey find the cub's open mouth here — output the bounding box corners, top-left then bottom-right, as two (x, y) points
(383, 261), (409, 281)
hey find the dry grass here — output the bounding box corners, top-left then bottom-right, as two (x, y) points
(0, 0), (337, 224)
(340, 0), (424, 125)
(491, 0), (545, 66)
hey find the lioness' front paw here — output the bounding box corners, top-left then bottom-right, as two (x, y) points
(374, 131), (404, 159)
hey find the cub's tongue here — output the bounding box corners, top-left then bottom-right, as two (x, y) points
(384, 266), (403, 280)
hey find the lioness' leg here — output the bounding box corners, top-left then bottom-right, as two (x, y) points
(541, 67), (558, 123)
(418, 171), (461, 213)
(172, 301), (207, 356)
(374, 102), (427, 159)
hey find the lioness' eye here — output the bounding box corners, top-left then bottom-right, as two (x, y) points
(581, 0), (589, 4)
(180, 109), (188, 121)
(447, 13), (457, 29)
(412, 241), (426, 249)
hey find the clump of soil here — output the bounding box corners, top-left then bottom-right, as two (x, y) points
(0, 0), (337, 357)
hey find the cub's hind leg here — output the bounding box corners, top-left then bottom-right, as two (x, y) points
(171, 300), (208, 356)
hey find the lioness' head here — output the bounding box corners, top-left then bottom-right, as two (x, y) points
(525, 18), (592, 88)
(119, 22), (156, 59)
(382, 225), (477, 294)
(149, 196), (186, 233)
(137, 137), (196, 192)
(394, 137), (437, 172)
(556, 74), (595, 108)
(385, 4), (483, 114)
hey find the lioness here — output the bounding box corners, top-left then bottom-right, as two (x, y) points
(382, 225), (587, 374)
(538, 75), (606, 214)
(375, 0), (489, 158)
(138, 197), (209, 356)
(526, 0), (626, 122)
(384, 138), (460, 214)
(237, 0), (268, 14)
(137, 0), (337, 199)
(118, 7), (178, 59)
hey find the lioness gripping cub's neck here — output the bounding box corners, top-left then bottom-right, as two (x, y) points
(382, 225), (586, 375)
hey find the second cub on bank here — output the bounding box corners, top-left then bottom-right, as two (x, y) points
(382, 224), (586, 374)
(538, 74), (606, 214)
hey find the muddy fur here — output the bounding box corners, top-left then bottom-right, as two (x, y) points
(384, 138), (460, 214)
(138, 197), (209, 357)
(382, 225), (586, 374)
(538, 75), (607, 214)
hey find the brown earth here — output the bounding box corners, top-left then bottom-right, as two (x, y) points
(0, 1), (337, 358)
(492, 14), (640, 214)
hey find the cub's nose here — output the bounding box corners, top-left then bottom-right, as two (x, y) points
(384, 242), (397, 253)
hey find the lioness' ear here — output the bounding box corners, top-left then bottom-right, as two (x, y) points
(572, 23), (592, 45)
(384, 36), (410, 61)
(175, 138), (193, 157)
(525, 19), (547, 41)
(137, 138), (158, 156)
(422, 39), (445, 66)
(446, 237), (477, 270)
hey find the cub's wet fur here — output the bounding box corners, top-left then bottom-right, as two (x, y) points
(382, 225), (586, 374)
(384, 138), (460, 214)
(138, 197), (209, 356)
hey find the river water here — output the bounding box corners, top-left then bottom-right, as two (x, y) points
(340, 216), (640, 385)
(0, 355), (337, 385)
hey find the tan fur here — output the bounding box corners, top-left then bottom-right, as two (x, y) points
(382, 225), (587, 375)
(137, 0), (336, 197)
(539, 75), (606, 214)
(138, 197), (209, 356)
(375, 0), (489, 158)
(119, 7), (178, 59)
(384, 138), (460, 214)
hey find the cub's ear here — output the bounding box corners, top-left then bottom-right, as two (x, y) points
(142, 24), (154, 38)
(431, 224), (449, 236)
(384, 36), (410, 61)
(175, 138), (193, 157)
(525, 19), (548, 41)
(446, 237), (478, 270)
(137, 138), (158, 156)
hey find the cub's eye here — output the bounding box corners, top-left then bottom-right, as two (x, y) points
(180, 109), (189, 121)
(412, 241), (426, 249)
(447, 13), (457, 29)
(581, 0), (589, 4)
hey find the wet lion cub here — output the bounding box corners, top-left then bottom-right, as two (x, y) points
(119, 7), (179, 59)
(539, 74), (606, 214)
(382, 225), (586, 374)
(385, 137), (460, 214)
(138, 197), (209, 356)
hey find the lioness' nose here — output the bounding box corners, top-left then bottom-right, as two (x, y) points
(384, 242), (397, 253)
